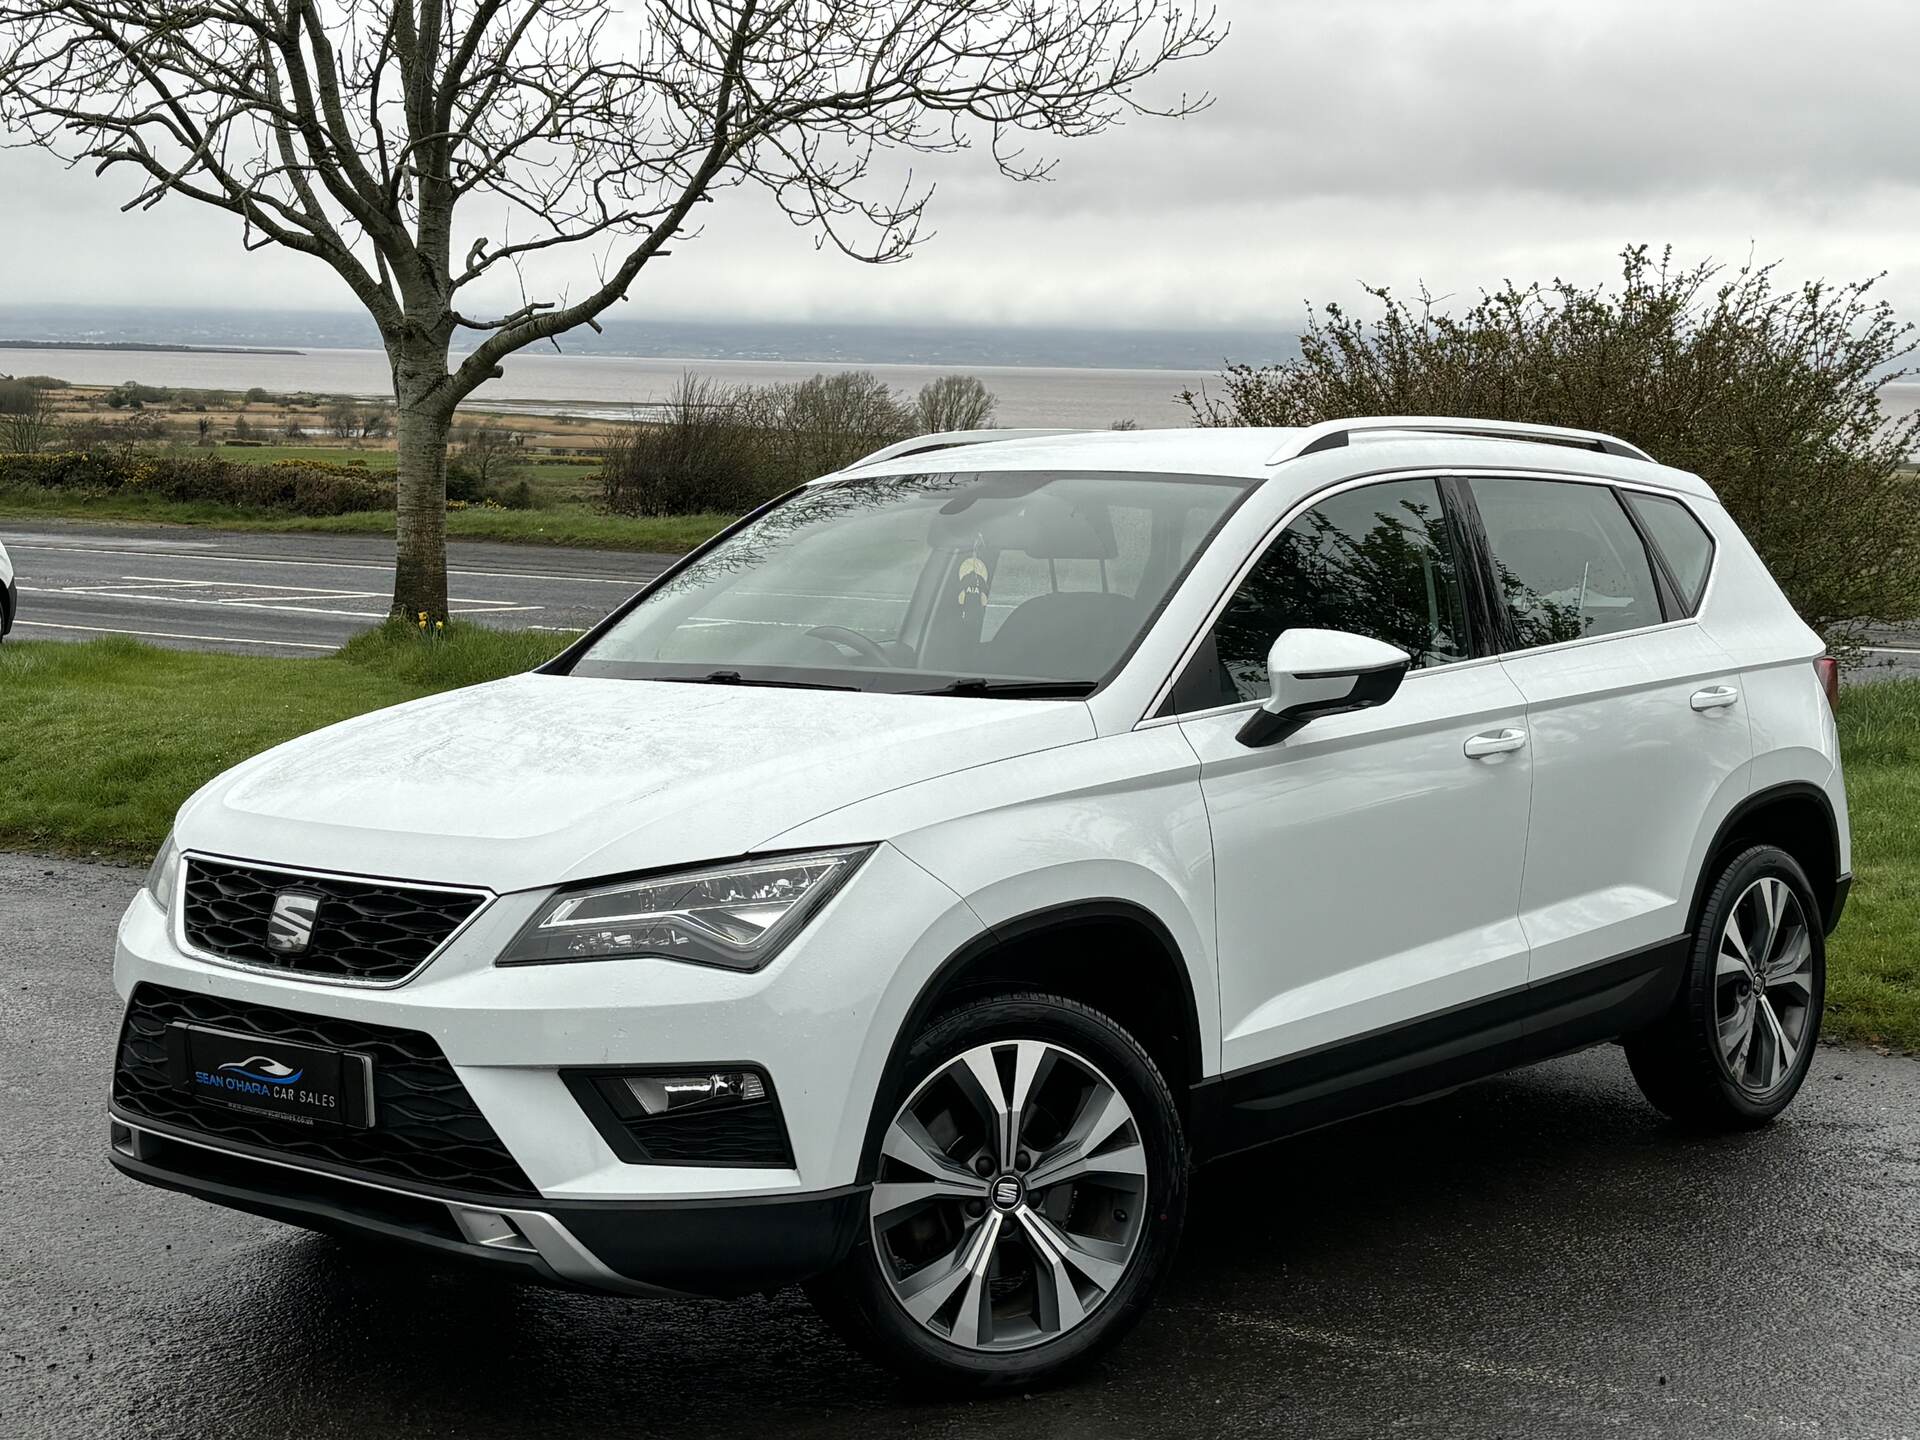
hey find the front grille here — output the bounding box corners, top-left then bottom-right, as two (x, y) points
(113, 983), (537, 1199)
(181, 856), (487, 983)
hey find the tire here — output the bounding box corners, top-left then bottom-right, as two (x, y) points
(1625, 845), (1825, 1129)
(806, 992), (1189, 1390)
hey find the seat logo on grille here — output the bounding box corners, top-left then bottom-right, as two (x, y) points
(266, 891), (322, 955)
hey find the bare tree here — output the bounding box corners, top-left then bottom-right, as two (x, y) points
(454, 417), (521, 484)
(914, 373), (997, 432)
(0, 1), (1220, 620)
(0, 377), (60, 453)
(324, 396), (364, 440)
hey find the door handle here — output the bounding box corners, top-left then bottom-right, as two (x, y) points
(1690, 685), (1740, 711)
(1463, 728), (1528, 758)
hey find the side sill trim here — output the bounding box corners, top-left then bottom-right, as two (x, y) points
(1190, 936), (1688, 1164)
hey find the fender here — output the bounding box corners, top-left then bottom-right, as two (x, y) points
(856, 898), (1205, 1184)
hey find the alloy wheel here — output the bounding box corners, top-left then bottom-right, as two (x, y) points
(1714, 876), (1815, 1095)
(870, 1038), (1148, 1352)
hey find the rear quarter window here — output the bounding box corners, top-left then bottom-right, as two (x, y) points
(1622, 490), (1716, 613)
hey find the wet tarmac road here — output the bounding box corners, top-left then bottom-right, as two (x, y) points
(4, 852), (1917, 1439)
(0, 520), (670, 655)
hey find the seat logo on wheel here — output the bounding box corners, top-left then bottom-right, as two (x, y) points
(991, 1175), (1023, 1211)
(266, 891), (321, 956)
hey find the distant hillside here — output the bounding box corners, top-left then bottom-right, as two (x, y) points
(0, 304), (1298, 373)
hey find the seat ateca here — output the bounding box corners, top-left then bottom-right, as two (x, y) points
(109, 417), (1848, 1387)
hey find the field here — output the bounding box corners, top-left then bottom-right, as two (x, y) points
(0, 483), (728, 551)
(1, 629), (1914, 1051)
(0, 377), (720, 547)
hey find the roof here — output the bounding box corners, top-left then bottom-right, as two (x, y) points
(825, 420), (1716, 500)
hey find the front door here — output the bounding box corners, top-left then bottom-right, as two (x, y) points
(1170, 475), (1535, 1077)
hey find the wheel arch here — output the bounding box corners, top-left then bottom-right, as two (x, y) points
(857, 899), (1205, 1183)
(1690, 781), (1843, 935)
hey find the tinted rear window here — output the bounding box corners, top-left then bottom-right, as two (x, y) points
(1470, 476), (1664, 646)
(1623, 490), (1715, 613)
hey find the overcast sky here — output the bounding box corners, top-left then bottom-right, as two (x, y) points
(4, 0), (1918, 333)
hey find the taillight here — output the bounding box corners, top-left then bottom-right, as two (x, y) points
(1814, 656), (1840, 711)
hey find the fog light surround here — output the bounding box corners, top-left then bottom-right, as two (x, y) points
(563, 1064), (793, 1168)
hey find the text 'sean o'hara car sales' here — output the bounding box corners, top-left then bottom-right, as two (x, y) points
(110, 418), (1850, 1388)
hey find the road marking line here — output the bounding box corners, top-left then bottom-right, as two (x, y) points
(1864, 645), (1920, 655)
(5, 540), (652, 585)
(23, 585), (542, 620)
(12, 619), (336, 650)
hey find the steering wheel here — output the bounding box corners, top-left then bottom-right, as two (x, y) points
(806, 625), (896, 667)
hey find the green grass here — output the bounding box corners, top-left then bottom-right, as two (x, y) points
(2, 631), (1915, 1051)
(0, 489), (729, 553)
(0, 626), (571, 859)
(1827, 680), (1920, 1051)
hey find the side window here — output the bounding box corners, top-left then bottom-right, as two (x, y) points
(1622, 490), (1715, 614)
(1185, 477), (1471, 707)
(1470, 477), (1664, 648)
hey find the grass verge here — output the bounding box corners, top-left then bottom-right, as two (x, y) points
(0, 626), (571, 859)
(1, 633), (1914, 1051)
(1826, 680), (1920, 1051)
(0, 489), (729, 553)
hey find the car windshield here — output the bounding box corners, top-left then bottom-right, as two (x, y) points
(568, 469), (1252, 694)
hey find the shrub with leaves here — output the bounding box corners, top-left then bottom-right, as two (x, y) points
(1184, 246), (1920, 646)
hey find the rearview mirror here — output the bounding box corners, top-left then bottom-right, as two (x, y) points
(1236, 628), (1412, 748)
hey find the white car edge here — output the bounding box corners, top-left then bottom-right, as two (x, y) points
(0, 536), (15, 640)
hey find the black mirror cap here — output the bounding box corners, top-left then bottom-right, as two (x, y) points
(1235, 662), (1409, 749)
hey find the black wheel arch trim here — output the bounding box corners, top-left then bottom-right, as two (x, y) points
(860, 898), (1206, 1183)
(1691, 780), (1845, 935)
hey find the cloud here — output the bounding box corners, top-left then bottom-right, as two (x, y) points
(2, 0), (1917, 332)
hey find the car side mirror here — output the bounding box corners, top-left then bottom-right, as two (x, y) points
(1236, 628), (1412, 748)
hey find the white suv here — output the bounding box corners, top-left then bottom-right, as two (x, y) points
(110, 418), (1850, 1388)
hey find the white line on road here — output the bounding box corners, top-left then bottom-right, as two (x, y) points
(1864, 645), (1920, 656)
(12, 619), (336, 650)
(5, 539), (650, 585)
(20, 579), (543, 619)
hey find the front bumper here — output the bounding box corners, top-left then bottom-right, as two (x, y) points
(110, 1115), (866, 1298)
(113, 842), (981, 1202)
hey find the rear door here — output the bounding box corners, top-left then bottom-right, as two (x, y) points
(1171, 475), (1535, 1075)
(1467, 474), (1753, 986)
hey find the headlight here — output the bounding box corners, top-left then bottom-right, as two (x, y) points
(143, 832), (182, 914)
(499, 847), (871, 971)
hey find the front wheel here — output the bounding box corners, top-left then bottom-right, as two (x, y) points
(806, 993), (1189, 1390)
(1625, 845), (1825, 1128)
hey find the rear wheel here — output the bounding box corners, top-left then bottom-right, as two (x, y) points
(1626, 845), (1824, 1128)
(806, 993), (1188, 1389)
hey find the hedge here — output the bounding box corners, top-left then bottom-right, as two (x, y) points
(0, 451), (393, 516)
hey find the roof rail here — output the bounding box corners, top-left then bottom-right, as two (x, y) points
(1267, 417), (1654, 465)
(840, 428), (1089, 473)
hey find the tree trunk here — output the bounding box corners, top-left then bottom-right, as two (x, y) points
(390, 347), (454, 624)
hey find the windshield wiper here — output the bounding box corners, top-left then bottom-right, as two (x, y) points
(913, 678), (1098, 699)
(665, 671), (860, 692)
